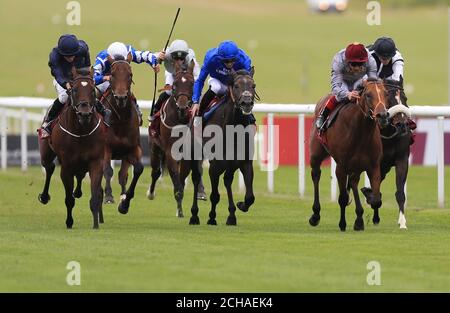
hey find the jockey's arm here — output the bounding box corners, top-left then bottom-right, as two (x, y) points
(192, 65), (209, 104)
(390, 59), (404, 81)
(49, 59), (69, 89)
(366, 54), (378, 80)
(93, 57), (105, 85)
(331, 63), (349, 102)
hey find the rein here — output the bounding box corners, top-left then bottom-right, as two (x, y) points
(58, 118), (102, 138)
(356, 81), (386, 120)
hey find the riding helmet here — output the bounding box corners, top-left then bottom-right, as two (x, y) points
(344, 42), (368, 63)
(57, 34), (80, 56)
(373, 37), (396, 59)
(218, 40), (239, 60)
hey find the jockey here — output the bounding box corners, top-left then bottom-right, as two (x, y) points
(94, 42), (163, 125)
(315, 42), (378, 130)
(41, 34), (110, 138)
(149, 39), (200, 123)
(368, 36), (404, 81)
(191, 40), (253, 120)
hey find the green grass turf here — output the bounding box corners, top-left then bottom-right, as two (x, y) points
(0, 0), (448, 112)
(0, 165), (449, 292)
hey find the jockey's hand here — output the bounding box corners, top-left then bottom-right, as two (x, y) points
(191, 103), (200, 117)
(65, 83), (72, 91)
(103, 75), (111, 82)
(158, 51), (166, 62)
(347, 91), (360, 101)
(152, 63), (161, 74)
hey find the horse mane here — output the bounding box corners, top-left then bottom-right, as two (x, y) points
(113, 55), (125, 61)
(366, 77), (379, 83)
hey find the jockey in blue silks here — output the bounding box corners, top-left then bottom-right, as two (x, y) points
(41, 34), (111, 138)
(191, 40), (253, 118)
(93, 42), (164, 125)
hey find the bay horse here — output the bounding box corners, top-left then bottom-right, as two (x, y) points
(189, 68), (257, 226)
(101, 53), (143, 215)
(361, 78), (412, 229)
(309, 78), (389, 231)
(38, 67), (106, 229)
(147, 61), (195, 217)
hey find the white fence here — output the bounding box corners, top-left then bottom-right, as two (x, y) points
(1, 97), (449, 207)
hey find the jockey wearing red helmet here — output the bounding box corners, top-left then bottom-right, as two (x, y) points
(316, 42), (378, 130)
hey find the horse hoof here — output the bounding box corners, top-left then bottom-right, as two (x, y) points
(309, 215), (320, 227)
(354, 221), (365, 231)
(207, 219), (217, 225)
(118, 201), (129, 214)
(38, 193), (50, 205)
(66, 219), (73, 229)
(237, 202), (248, 212)
(339, 222), (346, 232)
(373, 216), (380, 225)
(197, 192), (207, 201)
(73, 190), (82, 199)
(226, 216), (237, 226)
(93, 224), (99, 229)
(148, 192), (155, 200)
(189, 216), (200, 225)
(104, 195), (114, 204)
(177, 210), (184, 218)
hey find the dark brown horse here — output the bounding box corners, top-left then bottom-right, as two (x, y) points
(189, 68), (257, 226)
(38, 67), (106, 229)
(309, 78), (389, 231)
(361, 78), (412, 229)
(101, 54), (143, 214)
(147, 61), (195, 217)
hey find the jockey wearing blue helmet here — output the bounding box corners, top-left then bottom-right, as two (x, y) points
(191, 40), (252, 116)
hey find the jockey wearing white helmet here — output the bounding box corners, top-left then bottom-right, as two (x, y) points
(93, 42), (164, 125)
(150, 39), (200, 119)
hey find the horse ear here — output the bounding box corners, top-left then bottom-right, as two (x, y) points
(250, 66), (255, 78)
(187, 60), (195, 74)
(89, 66), (94, 77)
(399, 75), (404, 87)
(126, 52), (132, 63)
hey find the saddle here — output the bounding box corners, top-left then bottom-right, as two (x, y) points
(203, 96), (227, 122)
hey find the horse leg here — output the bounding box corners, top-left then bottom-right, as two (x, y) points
(189, 160), (202, 225)
(349, 173), (364, 231)
(223, 167), (237, 226)
(60, 168), (75, 229)
(309, 138), (329, 227)
(208, 161), (225, 225)
(103, 156), (115, 204)
(165, 154), (184, 218)
(38, 140), (56, 204)
(237, 161), (255, 213)
(117, 161), (131, 214)
(395, 158), (409, 229)
(367, 166), (383, 225)
(89, 161), (103, 229)
(73, 173), (84, 199)
(336, 165), (349, 232)
(118, 148), (144, 215)
(147, 145), (162, 200)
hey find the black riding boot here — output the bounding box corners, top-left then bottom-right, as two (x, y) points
(149, 92), (170, 122)
(315, 107), (330, 130)
(199, 88), (217, 115)
(95, 100), (112, 126)
(41, 98), (65, 136)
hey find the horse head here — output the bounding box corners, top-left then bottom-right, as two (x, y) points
(383, 77), (411, 125)
(359, 78), (389, 129)
(173, 60), (195, 122)
(69, 66), (96, 125)
(108, 53), (133, 107)
(229, 67), (256, 115)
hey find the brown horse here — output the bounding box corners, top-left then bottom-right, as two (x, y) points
(101, 54), (143, 215)
(38, 67), (106, 229)
(309, 78), (389, 231)
(147, 61), (195, 217)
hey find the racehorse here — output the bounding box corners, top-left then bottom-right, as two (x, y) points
(189, 68), (257, 226)
(361, 78), (412, 229)
(309, 78), (389, 231)
(38, 67), (106, 229)
(101, 54), (143, 215)
(147, 61), (195, 217)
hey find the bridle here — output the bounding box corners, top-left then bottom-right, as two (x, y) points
(357, 80), (387, 120)
(228, 73), (259, 110)
(109, 60), (133, 100)
(172, 71), (194, 109)
(68, 76), (96, 116)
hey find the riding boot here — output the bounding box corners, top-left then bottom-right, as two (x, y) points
(315, 107), (330, 130)
(149, 92), (169, 122)
(199, 88), (217, 116)
(95, 100), (112, 126)
(41, 98), (65, 138)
